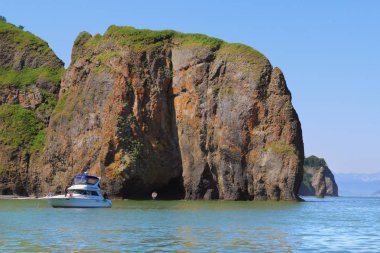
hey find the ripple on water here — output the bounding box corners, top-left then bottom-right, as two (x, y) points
(0, 197), (379, 252)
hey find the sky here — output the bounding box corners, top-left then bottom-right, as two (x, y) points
(2, 0), (379, 173)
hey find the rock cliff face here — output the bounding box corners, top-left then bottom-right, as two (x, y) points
(299, 155), (338, 197)
(37, 26), (304, 200)
(0, 24), (304, 200)
(0, 21), (64, 195)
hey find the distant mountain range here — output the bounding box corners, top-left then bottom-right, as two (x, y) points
(335, 172), (380, 196)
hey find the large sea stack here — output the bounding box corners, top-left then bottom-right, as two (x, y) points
(1, 23), (304, 200)
(299, 155), (338, 197)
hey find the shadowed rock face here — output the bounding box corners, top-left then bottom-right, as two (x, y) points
(36, 26), (304, 200)
(299, 156), (338, 197)
(0, 21), (64, 195)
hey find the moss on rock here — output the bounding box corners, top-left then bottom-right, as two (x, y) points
(0, 104), (45, 152)
(74, 31), (92, 46)
(0, 20), (63, 69)
(264, 141), (296, 156)
(0, 66), (63, 87)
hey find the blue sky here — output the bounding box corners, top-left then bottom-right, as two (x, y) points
(2, 1), (379, 173)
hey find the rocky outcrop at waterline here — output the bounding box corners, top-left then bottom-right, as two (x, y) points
(0, 20), (64, 195)
(1, 24), (304, 200)
(299, 155), (338, 197)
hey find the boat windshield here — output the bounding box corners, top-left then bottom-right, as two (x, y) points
(72, 175), (99, 185)
(68, 190), (99, 196)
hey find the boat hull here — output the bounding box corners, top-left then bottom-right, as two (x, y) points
(48, 197), (112, 208)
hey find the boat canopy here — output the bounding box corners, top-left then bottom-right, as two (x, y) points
(72, 174), (99, 185)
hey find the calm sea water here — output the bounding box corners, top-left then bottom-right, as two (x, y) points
(0, 197), (379, 252)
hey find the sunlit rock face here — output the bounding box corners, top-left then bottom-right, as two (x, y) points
(1, 24), (304, 200)
(38, 27), (304, 200)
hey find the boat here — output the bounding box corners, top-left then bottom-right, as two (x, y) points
(47, 173), (112, 208)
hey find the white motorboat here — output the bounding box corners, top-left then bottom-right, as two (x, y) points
(48, 173), (112, 208)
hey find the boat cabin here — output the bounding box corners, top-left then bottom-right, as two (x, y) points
(72, 174), (99, 186)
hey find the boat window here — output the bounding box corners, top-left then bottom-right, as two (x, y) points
(69, 190), (99, 196)
(87, 178), (98, 185)
(68, 190), (87, 195)
(69, 190), (83, 194)
(73, 175), (99, 185)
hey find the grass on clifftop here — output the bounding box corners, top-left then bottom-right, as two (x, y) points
(172, 33), (224, 49)
(74, 31), (92, 46)
(85, 25), (225, 51)
(105, 26), (176, 45)
(0, 20), (52, 57)
(103, 26), (263, 59)
(304, 155), (327, 168)
(76, 25), (267, 69)
(218, 43), (266, 64)
(0, 20), (64, 87)
(0, 66), (64, 87)
(0, 104), (45, 152)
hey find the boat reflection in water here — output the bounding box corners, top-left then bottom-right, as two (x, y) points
(47, 173), (112, 208)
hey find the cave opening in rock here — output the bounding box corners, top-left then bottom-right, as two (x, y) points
(2, 188), (13, 195)
(154, 175), (185, 200)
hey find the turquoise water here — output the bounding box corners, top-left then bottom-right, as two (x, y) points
(0, 197), (379, 252)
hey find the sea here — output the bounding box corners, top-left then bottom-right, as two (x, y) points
(0, 197), (379, 252)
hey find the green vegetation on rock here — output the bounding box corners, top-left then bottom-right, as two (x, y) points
(117, 114), (143, 165)
(219, 85), (234, 97)
(0, 164), (5, 174)
(173, 33), (224, 49)
(218, 43), (266, 65)
(35, 90), (59, 118)
(105, 26), (175, 45)
(52, 91), (70, 115)
(74, 31), (92, 46)
(103, 25), (224, 50)
(264, 141), (296, 156)
(0, 20), (64, 86)
(0, 66), (63, 86)
(102, 26), (175, 52)
(0, 20), (52, 56)
(94, 51), (120, 63)
(304, 155), (327, 168)
(302, 172), (313, 191)
(73, 25), (267, 76)
(0, 104), (45, 152)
